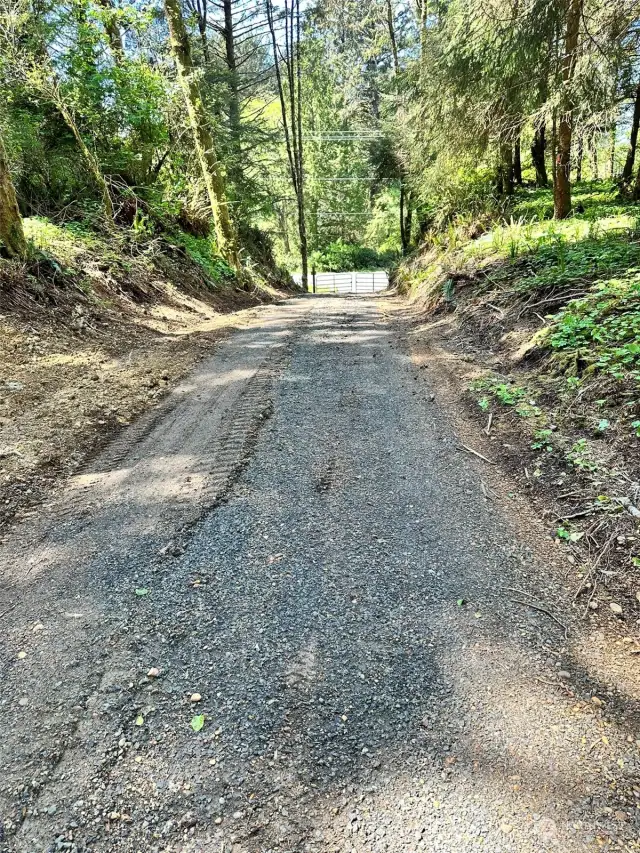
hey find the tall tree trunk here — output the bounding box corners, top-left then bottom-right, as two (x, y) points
(609, 124), (617, 179)
(622, 82), (640, 184)
(222, 0), (240, 145)
(164, 0), (239, 268)
(197, 5), (210, 62)
(498, 142), (514, 196)
(295, 0), (308, 289)
(575, 134), (583, 181)
(551, 111), (557, 187)
(265, 0), (307, 289)
(531, 123), (548, 187)
(554, 0), (583, 219)
(387, 8), (405, 247)
(0, 133), (28, 260)
(513, 136), (523, 186)
(386, 0), (399, 75)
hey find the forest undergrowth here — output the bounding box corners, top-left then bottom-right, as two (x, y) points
(397, 180), (640, 622)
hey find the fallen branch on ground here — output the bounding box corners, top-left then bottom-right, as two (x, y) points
(510, 597), (569, 637)
(458, 443), (495, 465)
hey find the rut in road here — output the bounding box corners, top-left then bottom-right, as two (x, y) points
(1, 297), (639, 853)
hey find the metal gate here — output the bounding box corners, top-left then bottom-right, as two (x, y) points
(292, 271), (388, 293)
(311, 270), (388, 293)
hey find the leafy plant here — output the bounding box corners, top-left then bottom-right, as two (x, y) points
(549, 271), (640, 380)
(310, 241), (396, 272)
(556, 526), (584, 543)
(531, 429), (554, 451)
(471, 377), (528, 407)
(566, 439), (598, 472)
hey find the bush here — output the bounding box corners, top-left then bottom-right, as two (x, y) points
(311, 241), (396, 272)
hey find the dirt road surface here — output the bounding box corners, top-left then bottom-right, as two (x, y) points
(1, 296), (639, 853)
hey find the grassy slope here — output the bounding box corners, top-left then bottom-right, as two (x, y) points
(397, 181), (640, 617)
(0, 217), (291, 533)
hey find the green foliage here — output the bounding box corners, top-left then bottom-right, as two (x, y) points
(565, 439), (598, 472)
(549, 271), (640, 380)
(471, 377), (528, 407)
(190, 715), (205, 733)
(417, 161), (499, 232)
(556, 526), (584, 543)
(531, 429), (554, 451)
(512, 182), (628, 222)
(170, 232), (236, 285)
(310, 241), (396, 272)
(471, 377), (543, 420)
(511, 234), (640, 295)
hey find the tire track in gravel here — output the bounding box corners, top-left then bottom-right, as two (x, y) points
(0, 298), (314, 851)
(2, 296), (640, 853)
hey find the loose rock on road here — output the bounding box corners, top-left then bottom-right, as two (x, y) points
(1, 297), (639, 852)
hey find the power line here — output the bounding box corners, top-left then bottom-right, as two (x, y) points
(310, 177), (379, 182)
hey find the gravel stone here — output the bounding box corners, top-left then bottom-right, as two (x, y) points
(0, 297), (638, 852)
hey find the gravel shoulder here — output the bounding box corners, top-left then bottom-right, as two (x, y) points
(1, 295), (639, 853)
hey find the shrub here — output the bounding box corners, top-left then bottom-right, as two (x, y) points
(310, 241), (396, 272)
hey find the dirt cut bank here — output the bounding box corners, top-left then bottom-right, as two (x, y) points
(0, 221), (293, 534)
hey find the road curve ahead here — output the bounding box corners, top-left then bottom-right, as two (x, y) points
(1, 296), (638, 853)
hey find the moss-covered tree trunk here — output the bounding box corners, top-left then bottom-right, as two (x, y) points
(96, 0), (124, 62)
(164, 0), (239, 269)
(56, 99), (114, 221)
(554, 0), (583, 220)
(0, 132), (28, 260)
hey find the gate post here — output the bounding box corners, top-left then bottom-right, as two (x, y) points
(312, 266), (316, 294)
(352, 271), (357, 293)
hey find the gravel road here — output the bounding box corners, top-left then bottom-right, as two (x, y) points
(1, 296), (639, 853)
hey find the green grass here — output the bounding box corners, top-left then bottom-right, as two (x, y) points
(405, 179), (640, 393)
(20, 216), (238, 294)
(512, 180), (634, 221)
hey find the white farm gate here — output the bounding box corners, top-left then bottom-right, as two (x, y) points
(293, 271), (389, 294)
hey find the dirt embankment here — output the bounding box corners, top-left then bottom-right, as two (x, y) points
(392, 275), (640, 632)
(0, 240), (292, 534)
